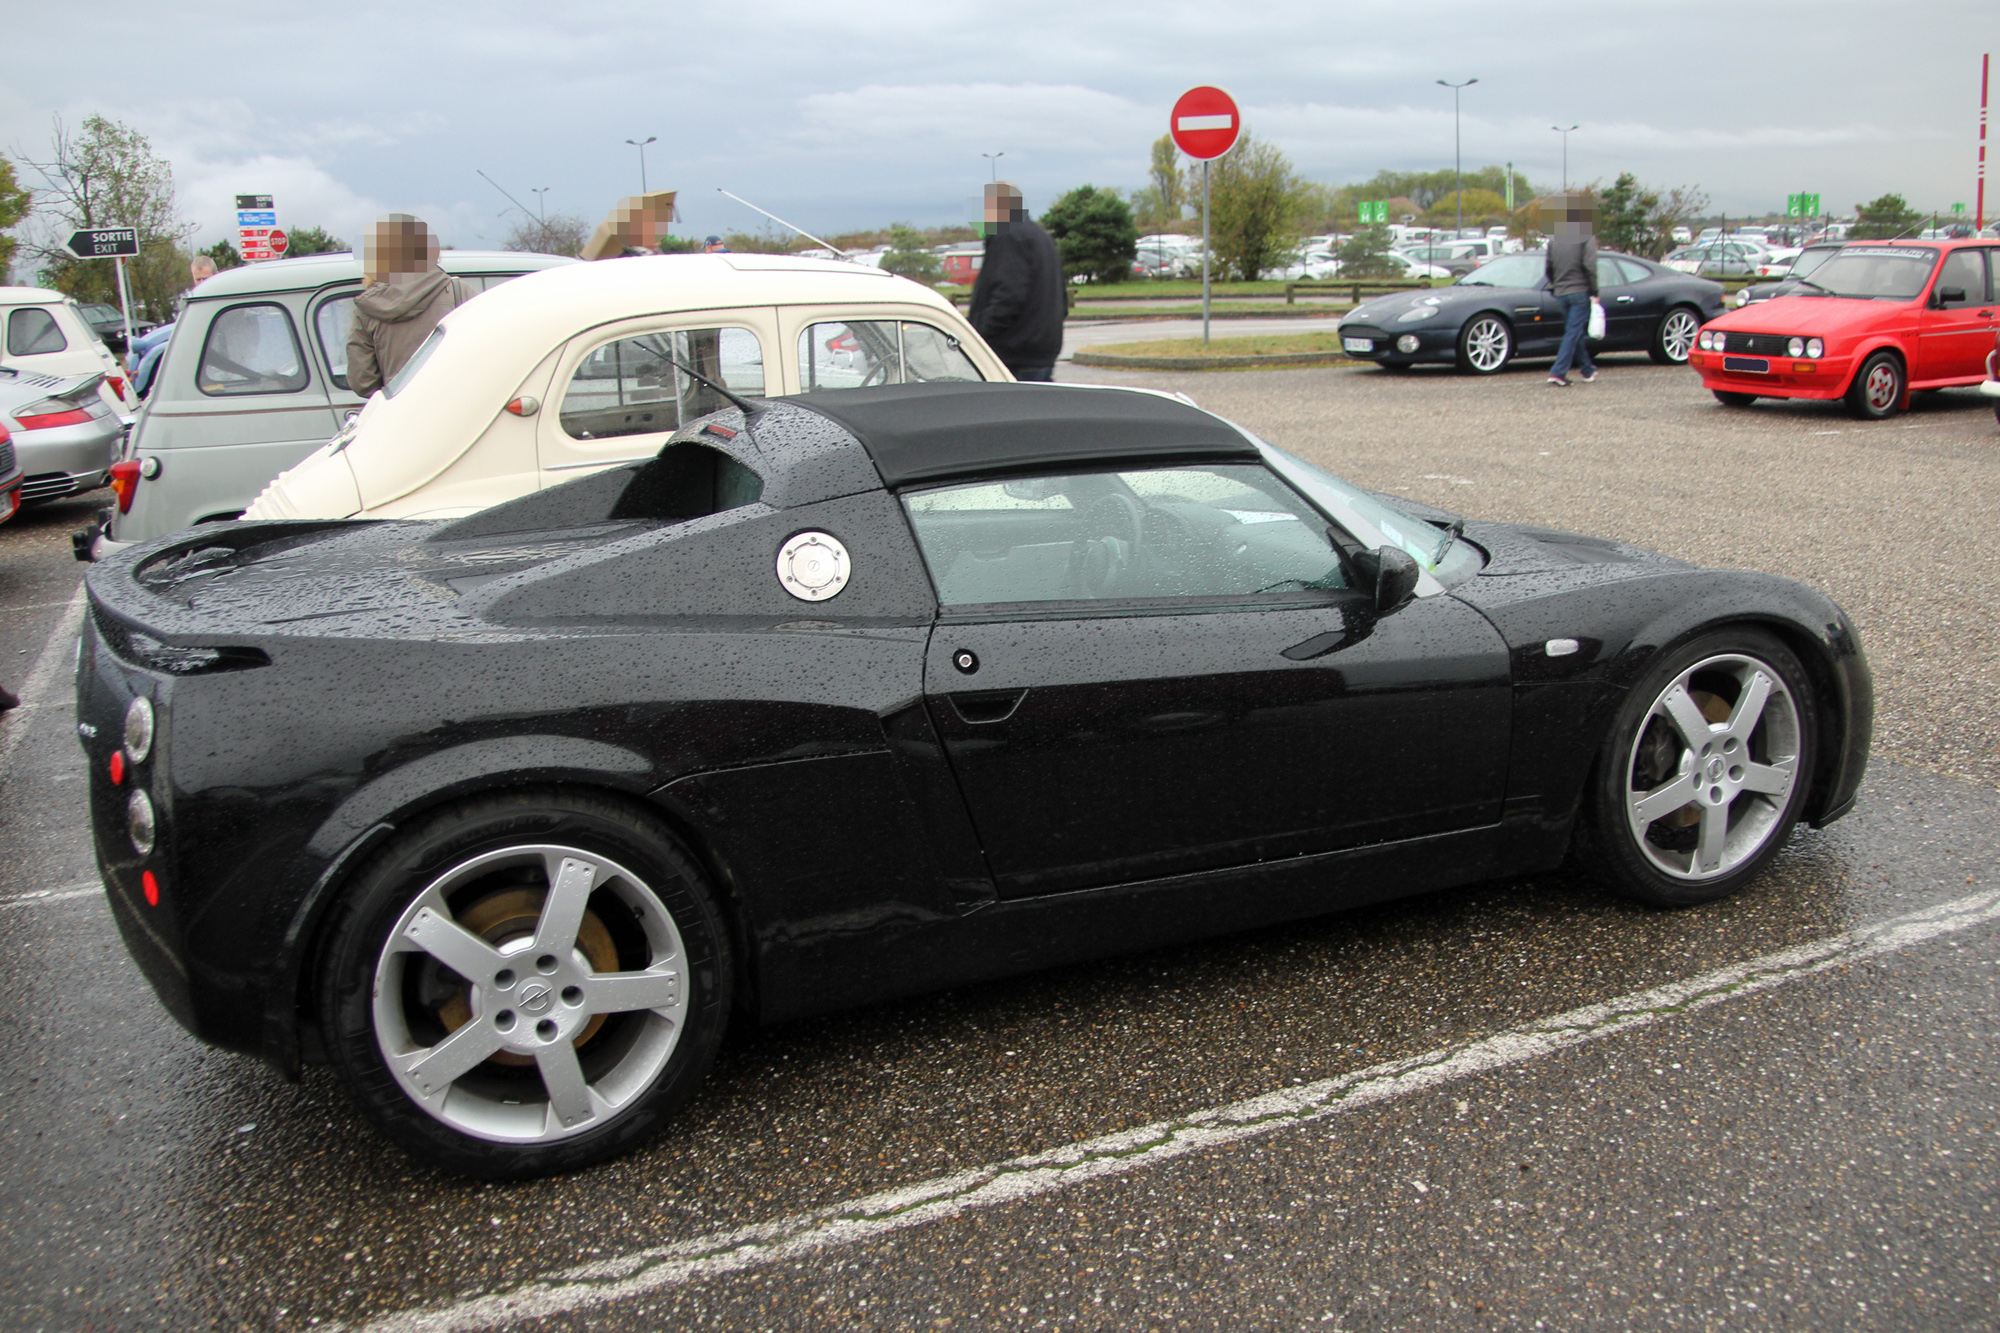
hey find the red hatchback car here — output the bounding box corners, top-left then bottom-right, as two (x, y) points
(1688, 238), (1998, 418)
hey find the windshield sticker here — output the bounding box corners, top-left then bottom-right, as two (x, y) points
(1841, 248), (1935, 260)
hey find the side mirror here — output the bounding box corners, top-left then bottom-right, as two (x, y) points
(1371, 545), (1420, 614)
(1935, 285), (1968, 306)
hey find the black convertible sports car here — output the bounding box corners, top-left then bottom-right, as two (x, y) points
(79, 382), (1870, 1178)
(1336, 251), (1726, 373)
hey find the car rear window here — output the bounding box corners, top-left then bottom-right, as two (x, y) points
(197, 303), (309, 395)
(6, 307), (67, 356)
(796, 321), (983, 393)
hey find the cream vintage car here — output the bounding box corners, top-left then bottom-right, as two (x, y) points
(245, 254), (1011, 522)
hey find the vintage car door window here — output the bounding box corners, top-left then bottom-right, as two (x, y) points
(797, 321), (983, 392)
(313, 292), (356, 392)
(905, 461), (1511, 898)
(560, 327), (766, 440)
(196, 302), (310, 396)
(6, 307), (67, 356)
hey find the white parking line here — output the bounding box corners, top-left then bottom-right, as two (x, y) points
(0, 583), (87, 781)
(0, 881), (101, 909)
(345, 887), (2000, 1333)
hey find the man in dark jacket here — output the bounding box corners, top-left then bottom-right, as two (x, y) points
(347, 214), (477, 398)
(1544, 195), (1599, 386)
(969, 183), (1066, 381)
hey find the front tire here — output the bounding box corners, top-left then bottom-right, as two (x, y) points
(1578, 629), (1816, 908)
(1846, 351), (1904, 420)
(1650, 306), (1702, 364)
(1456, 315), (1512, 375)
(1712, 390), (1757, 407)
(316, 789), (731, 1179)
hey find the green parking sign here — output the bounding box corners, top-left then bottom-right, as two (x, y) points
(1953, 202), (1967, 214)
(1358, 201), (1388, 224)
(1786, 192), (1821, 218)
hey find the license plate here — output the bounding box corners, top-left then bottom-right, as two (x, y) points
(1342, 337), (1374, 353)
(1723, 356), (1771, 374)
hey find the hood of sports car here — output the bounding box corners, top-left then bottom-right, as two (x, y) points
(1707, 292), (1905, 335)
(1339, 283), (1522, 329)
(1462, 520), (1693, 579)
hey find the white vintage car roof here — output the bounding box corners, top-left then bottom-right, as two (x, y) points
(0, 286), (71, 306)
(344, 253), (970, 509)
(186, 250), (577, 300)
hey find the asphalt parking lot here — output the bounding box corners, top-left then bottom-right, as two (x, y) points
(3, 358), (1998, 1332)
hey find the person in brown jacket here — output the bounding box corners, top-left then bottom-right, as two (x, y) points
(346, 214), (476, 398)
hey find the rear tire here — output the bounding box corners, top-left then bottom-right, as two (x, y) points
(1712, 390), (1757, 407)
(1650, 306), (1702, 364)
(316, 788), (731, 1179)
(1846, 351), (1904, 420)
(1577, 628), (1816, 908)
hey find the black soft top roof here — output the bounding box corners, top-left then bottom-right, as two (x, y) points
(787, 382), (1256, 488)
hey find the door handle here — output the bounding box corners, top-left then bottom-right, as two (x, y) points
(950, 689), (1026, 724)
(1614, 296), (1635, 303)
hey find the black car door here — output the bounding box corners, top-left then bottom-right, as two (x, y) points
(902, 460), (1513, 900)
(1599, 257), (1662, 348)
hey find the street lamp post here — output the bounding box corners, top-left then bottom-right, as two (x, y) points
(1551, 125), (1578, 192)
(530, 187), (550, 223)
(1437, 78), (1478, 238)
(625, 136), (658, 194)
(981, 152), (1004, 182)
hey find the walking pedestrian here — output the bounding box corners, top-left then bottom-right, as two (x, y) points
(347, 215), (477, 398)
(1545, 195), (1599, 387)
(969, 182), (1065, 382)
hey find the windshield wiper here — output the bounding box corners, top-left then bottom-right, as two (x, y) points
(1791, 276), (1833, 296)
(1431, 517), (1464, 567)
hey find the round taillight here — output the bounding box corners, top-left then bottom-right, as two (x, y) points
(124, 696), (154, 762)
(141, 870), (160, 907)
(109, 750), (125, 785)
(128, 789), (156, 856)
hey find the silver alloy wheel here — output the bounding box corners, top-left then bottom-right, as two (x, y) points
(1463, 317), (1510, 372)
(372, 844), (688, 1144)
(1624, 653), (1801, 881)
(1658, 309), (1699, 362)
(1863, 361), (1900, 412)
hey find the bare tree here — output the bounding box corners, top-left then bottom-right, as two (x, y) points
(501, 211), (589, 257)
(18, 116), (196, 319)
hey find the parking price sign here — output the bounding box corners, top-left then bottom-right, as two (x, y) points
(236, 193), (279, 261)
(1358, 201), (1389, 225)
(1786, 192), (1821, 218)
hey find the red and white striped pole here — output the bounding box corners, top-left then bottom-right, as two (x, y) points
(1978, 53), (1989, 231)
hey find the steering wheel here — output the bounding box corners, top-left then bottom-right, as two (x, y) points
(1072, 492), (1147, 597)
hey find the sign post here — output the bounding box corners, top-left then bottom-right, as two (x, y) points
(1170, 85), (1242, 345)
(236, 194), (277, 261)
(63, 227), (140, 363)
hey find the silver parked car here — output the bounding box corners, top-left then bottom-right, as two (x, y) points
(0, 366), (122, 505)
(79, 249), (575, 558)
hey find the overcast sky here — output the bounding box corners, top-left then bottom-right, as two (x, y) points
(3, 0), (1994, 254)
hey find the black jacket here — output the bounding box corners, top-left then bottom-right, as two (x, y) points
(970, 219), (1066, 367)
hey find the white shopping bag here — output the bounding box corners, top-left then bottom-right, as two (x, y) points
(1587, 299), (1607, 340)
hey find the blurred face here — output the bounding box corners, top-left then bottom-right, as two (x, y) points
(985, 184), (1024, 233)
(363, 216), (439, 277)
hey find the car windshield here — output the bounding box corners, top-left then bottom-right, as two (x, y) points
(1456, 254), (1543, 288)
(1802, 247), (1939, 300)
(1250, 439), (1484, 585)
(1790, 247), (1841, 278)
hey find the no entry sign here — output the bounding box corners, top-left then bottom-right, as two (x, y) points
(1170, 86), (1241, 160)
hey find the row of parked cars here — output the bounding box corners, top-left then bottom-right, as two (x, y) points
(0, 284), (146, 525)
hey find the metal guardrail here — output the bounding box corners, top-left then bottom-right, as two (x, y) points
(1282, 279), (1437, 305)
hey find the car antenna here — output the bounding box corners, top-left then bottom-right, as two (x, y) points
(661, 352), (766, 431)
(715, 189), (851, 259)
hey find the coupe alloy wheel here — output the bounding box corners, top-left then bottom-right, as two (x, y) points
(372, 843), (689, 1145)
(1458, 316), (1512, 375)
(1652, 308), (1700, 364)
(1623, 653), (1801, 882)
